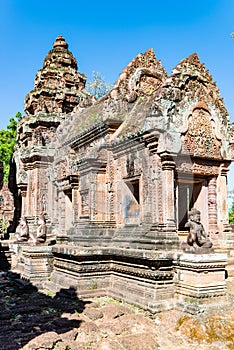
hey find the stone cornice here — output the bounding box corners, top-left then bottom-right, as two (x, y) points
(20, 146), (55, 164)
(110, 131), (147, 156)
(64, 119), (122, 150)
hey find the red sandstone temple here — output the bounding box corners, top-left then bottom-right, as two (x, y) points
(5, 36), (234, 311)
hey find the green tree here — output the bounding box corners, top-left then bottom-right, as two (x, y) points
(229, 201), (234, 224)
(0, 112), (22, 183)
(85, 71), (113, 99)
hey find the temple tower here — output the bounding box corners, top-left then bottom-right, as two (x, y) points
(24, 35), (87, 116)
(13, 36), (90, 232)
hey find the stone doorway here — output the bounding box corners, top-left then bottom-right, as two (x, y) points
(176, 176), (208, 232)
(123, 177), (140, 225)
(64, 189), (73, 231)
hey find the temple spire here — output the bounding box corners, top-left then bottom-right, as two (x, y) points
(24, 36), (87, 116)
(53, 35), (69, 49)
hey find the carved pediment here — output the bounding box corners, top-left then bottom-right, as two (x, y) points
(110, 48), (168, 104)
(182, 104), (220, 159)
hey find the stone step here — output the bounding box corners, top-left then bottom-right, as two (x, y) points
(77, 288), (107, 298)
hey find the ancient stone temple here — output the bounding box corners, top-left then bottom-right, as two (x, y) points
(9, 36), (234, 311)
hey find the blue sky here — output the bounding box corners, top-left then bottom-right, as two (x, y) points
(1, 0), (234, 192)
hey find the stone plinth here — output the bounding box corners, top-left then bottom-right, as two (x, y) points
(175, 253), (227, 300)
(47, 245), (175, 312)
(10, 244), (53, 285)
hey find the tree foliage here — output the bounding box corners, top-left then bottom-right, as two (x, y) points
(85, 71), (113, 99)
(0, 112), (22, 183)
(229, 201), (234, 224)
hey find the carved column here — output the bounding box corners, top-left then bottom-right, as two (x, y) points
(150, 155), (163, 225)
(218, 165), (230, 234)
(58, 190), (66, 231)
(208, 176), (218, 235)
(107, 159), (116, 223)
(72, 186), (79, 224)
(160, 153), (176, 232)
(79, 168), (91, 221)
(20, 188), (27, 217)
(90, 176), (96, 221)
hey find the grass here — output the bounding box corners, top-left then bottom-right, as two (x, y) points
(88, 279), (98, 290)
(41, 289), (54, 297)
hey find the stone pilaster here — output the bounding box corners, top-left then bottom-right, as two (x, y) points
(90, 178), (96, 221)
(208, 176), (218, 236)
(160, 153), (176, 232)
(218, 165), (230, 234)
(216, 165), (234, 249)
(72, 186), (79, 224)
(18, 184), (27, 217)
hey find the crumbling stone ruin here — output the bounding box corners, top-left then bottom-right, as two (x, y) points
(5, 36), (234, 311)
(0, 162), (14, 239)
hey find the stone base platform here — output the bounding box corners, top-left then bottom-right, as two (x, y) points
(5, 243), (230, 314)
(174, 253), (228, 309)
(46, 245), (176, 312)
(9, 243), (53, 287)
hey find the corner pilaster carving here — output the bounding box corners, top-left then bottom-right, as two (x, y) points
(208, 176), (218, 235)
(160, 153), (176, 228)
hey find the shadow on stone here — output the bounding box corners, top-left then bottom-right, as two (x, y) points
(0, 271), (86, 350)
(0, 242), (11, 271)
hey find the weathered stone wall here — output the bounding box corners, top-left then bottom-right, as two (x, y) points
(49, 245), (175, 312)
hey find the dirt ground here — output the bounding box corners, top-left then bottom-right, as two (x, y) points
(0, 271), (234, 350)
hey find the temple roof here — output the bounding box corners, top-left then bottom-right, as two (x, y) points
(61, 48), (168, 144)
(20, 37), (233, 160)
(61, 50), (232, 161)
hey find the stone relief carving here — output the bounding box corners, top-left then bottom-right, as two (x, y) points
(183, 107), (220, 158)
(109, 48), (167, 107)
(41, 194), (47, 214)
(126, 68), (162, 102)
(17, 170), (28, 184)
